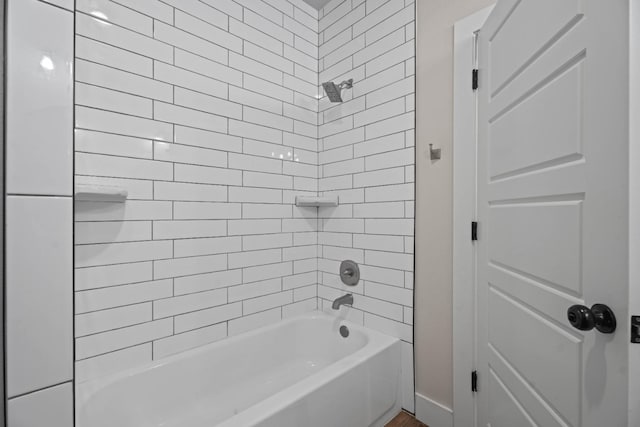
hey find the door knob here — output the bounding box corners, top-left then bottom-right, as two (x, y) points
(567, 304), (617, 334)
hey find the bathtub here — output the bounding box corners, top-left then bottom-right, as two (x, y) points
(77, 311), (402, 427)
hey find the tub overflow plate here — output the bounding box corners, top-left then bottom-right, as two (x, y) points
(339, 260), (360, 286)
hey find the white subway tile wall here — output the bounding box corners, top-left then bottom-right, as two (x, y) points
(74, 0), (320, 380)
(74, 0), (415, 407)
(317, 0), (415, 411)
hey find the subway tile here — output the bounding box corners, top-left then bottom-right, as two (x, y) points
(243, 233), (293, 251)
(153, 220), (227, 239)
(365, 183), (414, 202)
(75, 152), (173, 181)
(109, 0), (173, 23)
(200, 0), (243, 20)
(228, 219), (282, 236)
(75, 262), (153, 291)
(283, 45), (317, 73)
(353, 132), (405, 158)
(75, 36), (153, 77)
(75, 200), (173, 222)
(75, 129), (153, 159)
(354, 28), (405, 67)
(228, 187), (282, 203)
(76, 13), (173, 62)
(154, 288), (227, 319)
(174, 88), (242, 120)
(76, 106), (173, 142)
(229, 87), (283, 115)
(366, 250), (413, 271)
(243, 171), (292, 189)
(353, 167), (405, 188)
(173, 202), (241, 219)
(76, 81), (153, 118)
(174, 270), (243, 295)
(75, 279), (173, 313)
(76, 318), (173, 359)
(229, 52), (283, 85)
(154, 182), (227, 202)
(75, 176), (154, 200)
(174, 10), (240, 52)
(366, 40), (414, 77)
(153, 254), (228, 279)
(154, 21), (228, 64)
(229, 120), (283, 145)
(354, 201), (405, 218)
(243, 262), (292, 283)
(154, 102), (228, 134)
(365, 218), (414, 236)
(76, 303), (152, 336)
(244, 42), (294, 75)
(366, 77), (415, 108)
(229, 278), (282, 302)
(175, 302), (242, 333)
(174, 163), (242, 186)
(75, 221), (152, 245)
(77, 0), (153, 35)
(229, 249), (282, 269)
(75, 240), (173, 268)
(154, 62), (227, 99)
(229, 19), (283, 55)
(174, 126), (242, 153)
(244, 9), (293, 45)
(242, 203), (292, 219)
(175, 49), (242, 86)
(243, 291), (293, 315)
(174, 236), (242, 258)
(154, 141), (227, 168)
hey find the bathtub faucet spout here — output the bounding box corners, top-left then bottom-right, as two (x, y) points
(332, 294), (354, 310)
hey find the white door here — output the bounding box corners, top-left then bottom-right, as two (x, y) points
(476, 1), (630, 427)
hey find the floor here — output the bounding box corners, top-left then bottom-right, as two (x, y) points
(385, 411), (428, 427)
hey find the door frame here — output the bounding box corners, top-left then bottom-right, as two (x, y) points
(451, 6), (493, 427)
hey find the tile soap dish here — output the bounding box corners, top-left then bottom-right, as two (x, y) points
(295, 195), (339, 207)
(75, 184), (128, 202)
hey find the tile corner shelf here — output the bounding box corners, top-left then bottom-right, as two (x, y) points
(295, 196), (339, 207)
(74, 184), (128, 202)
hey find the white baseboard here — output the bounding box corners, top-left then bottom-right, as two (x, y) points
(415, 393), (453, 427)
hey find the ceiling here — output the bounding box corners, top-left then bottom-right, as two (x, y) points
(303, 0), (332, 10)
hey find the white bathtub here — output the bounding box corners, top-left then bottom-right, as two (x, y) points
(77, 311), (402, 427)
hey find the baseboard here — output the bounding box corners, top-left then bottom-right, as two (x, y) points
(415, 393), (453, 427)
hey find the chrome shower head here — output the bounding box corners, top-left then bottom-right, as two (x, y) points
(322, 79), (353, 103)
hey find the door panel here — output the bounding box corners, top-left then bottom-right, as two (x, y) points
(477, 1), (629, 426)
(488, 63), (583, 179)
(489, 202), (583, 294)
(489, 0), (582, 96)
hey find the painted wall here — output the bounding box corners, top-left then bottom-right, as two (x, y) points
(316, 0), (416, 412)
(414, 0), (494, 411)
(5, 0), (74, 425)
(74, 0), (322, 382)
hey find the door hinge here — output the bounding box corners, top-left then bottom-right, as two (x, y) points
(471, 370), (478, 392)
(632, 316), (640, 343)
(471, 221), (478, 241)
(472, 69), (479, 90)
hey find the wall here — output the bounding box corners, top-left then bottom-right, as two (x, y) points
(316, 0), (416, 412)
(414, 0), (494, 413)
(74, 0), (322, 382)
(5, 0), (74, 425)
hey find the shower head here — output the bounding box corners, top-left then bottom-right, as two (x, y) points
(322, 79), (353, 103)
